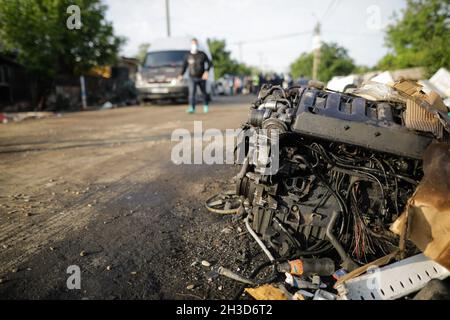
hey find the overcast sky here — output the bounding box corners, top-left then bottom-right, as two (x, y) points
(104, 0), (406, 72)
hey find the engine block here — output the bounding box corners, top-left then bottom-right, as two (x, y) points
(236, 84), (447, 266)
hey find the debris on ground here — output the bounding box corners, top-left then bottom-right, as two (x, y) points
(208, 80), (450, 300)
(0, 112), (55, 124)
(186, 284), (195, 290)
(335, 254), (450, 300)
(245, 284), (288, 300)
(201, 260), (211, 268)
(101, 101), (114, 110)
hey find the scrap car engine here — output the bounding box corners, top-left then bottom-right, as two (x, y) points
(235, 83), (447, 269)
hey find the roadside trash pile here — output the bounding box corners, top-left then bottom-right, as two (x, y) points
(0, 112), (56, 124)
(207, 80), (450, 300)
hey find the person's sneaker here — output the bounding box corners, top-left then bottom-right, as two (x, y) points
(203, 105), (209, 113)
(186, 106), (195, 114)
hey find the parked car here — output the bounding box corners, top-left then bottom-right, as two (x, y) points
(214, 81), (225, 96)
(136, 36), (214, 103)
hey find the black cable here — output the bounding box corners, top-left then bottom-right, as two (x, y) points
(233, 249), (323, 300)
(291, 149), (349, 240)
(273, 216), (333, 256)
(309, 142), (419, 185)
(383, 159), (400, 217)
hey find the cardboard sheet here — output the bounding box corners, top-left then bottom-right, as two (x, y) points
(391, 143), (450, 269)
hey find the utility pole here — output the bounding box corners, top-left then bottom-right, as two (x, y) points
(312, 22), (322, 80)
(80, 76), (87, 110)
(165, 0), (171, 37)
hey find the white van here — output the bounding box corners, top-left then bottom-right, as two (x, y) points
(136, 36), (214, 103)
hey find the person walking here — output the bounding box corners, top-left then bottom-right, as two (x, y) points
(252, 74), (260, 94)
(178, 38), (213, 114)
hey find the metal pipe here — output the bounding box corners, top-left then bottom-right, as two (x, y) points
(236, 157), (249, 180)
(217, 267), (255, 285)
(244, 217), (275, 262)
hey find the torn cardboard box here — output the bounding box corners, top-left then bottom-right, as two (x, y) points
(393, 80), (448, 138)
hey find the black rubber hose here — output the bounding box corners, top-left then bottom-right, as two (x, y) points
(326, 211), (358, 271)
(273, 217), (334, 256)
(232, 260), (277, 300)
(233, 250), (319, 300)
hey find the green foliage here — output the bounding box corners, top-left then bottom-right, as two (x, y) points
(377, 0), (449, 75)
(136, 43), (150, 64)
(354, 65), (374, 74)
(290, 42), (357, 82)
(207, 38), (236, 79)
(0, 0), (125, 78)
(207, 38), (253, 79)
(290, 52), (314, 80)
(235, 63), (255, 76)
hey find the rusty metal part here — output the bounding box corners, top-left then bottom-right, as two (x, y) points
(205, 191), (241, 215)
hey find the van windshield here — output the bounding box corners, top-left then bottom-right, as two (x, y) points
(144, 51), (188, 68)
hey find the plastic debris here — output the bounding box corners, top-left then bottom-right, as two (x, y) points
(348, 81), (405, 103)
(335, 254), (450, 300)
(313, 289), (337, 300)
(295, 290), (315, 299)
(333, 269), (348, 281)
(101, 101), (114, 109)
(285, 273), (326, 290)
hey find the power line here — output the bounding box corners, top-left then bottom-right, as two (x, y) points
(321, 0), (335, 20)
(322, 30), (381, 37)
(321, 0), (339, 23)
(232, 30), (312, 46)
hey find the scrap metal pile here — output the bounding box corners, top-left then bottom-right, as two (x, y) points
(212, 80), (450, 300)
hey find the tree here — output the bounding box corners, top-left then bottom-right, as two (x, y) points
(290, 42), (357, 82)
(235, 63), (256, 76)
(290, 52), (313, 80)
(207, 38), (254, 79)
(136, 43), (151, 64)
(0, 0), (125, 107)
(377, 0), (449, 75)
(207, 39), (236, 79)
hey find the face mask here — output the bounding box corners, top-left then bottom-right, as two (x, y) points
(191, 44), (198, 54)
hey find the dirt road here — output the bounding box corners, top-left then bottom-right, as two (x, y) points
(0, 96), (267, 299)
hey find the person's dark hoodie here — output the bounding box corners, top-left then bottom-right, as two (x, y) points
(180, 51), (213, 78)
